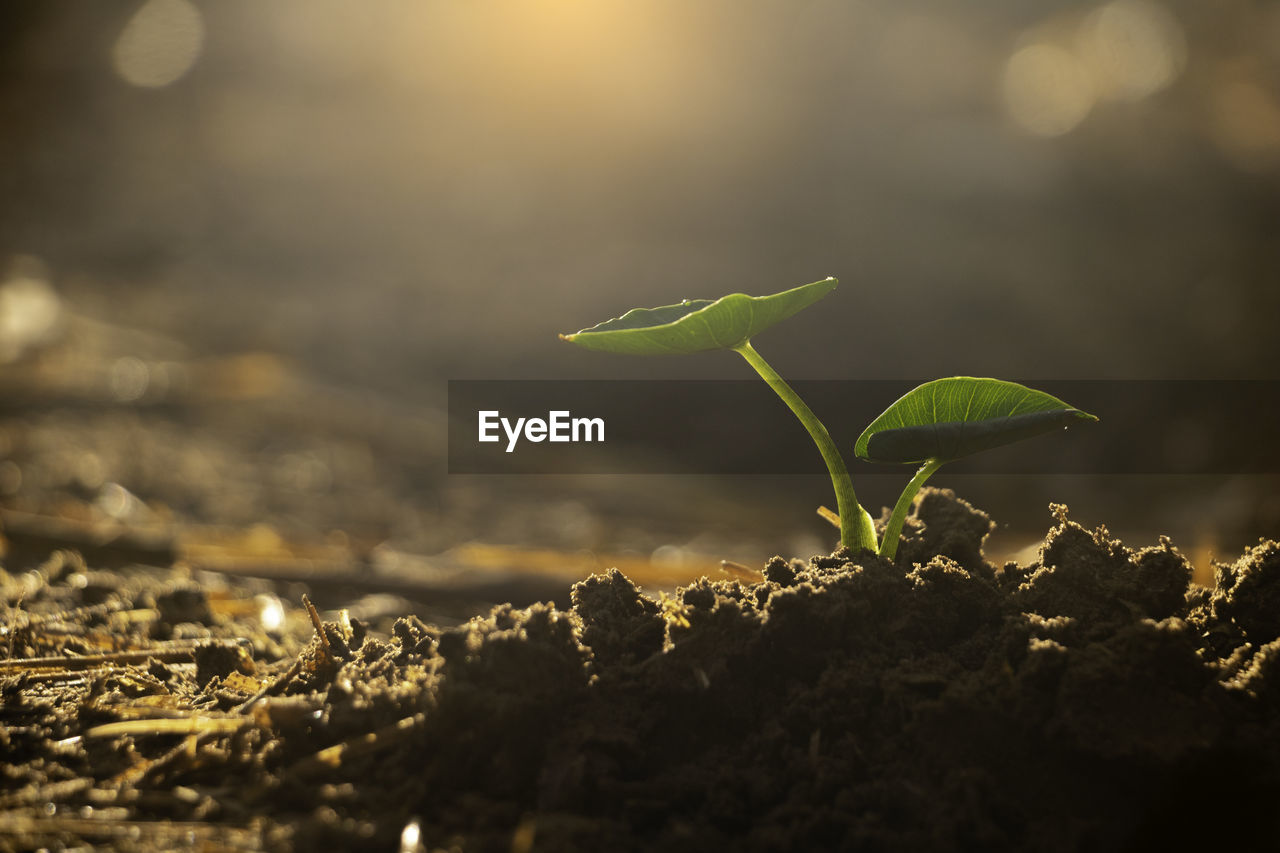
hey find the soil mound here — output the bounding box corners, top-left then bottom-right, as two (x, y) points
(2, 490), (1278, 851)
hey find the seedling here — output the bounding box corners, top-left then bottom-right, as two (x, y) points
(560, 278), (1097, 560)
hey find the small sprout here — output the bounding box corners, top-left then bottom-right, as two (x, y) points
(562, 279), (1097, 560)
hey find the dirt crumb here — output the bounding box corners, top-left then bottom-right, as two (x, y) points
(893, 487), (996, 577)
(570, 569), (664, 668)
(1210, 540), (1280, 645)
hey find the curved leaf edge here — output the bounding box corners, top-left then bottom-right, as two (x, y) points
(560, 298), (718, 339)
(559, 277), (837, 353)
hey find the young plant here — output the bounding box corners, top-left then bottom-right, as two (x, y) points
(560, 278), (1097, 560)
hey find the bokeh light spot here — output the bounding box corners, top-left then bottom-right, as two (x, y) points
(109, 357), (150, 402)
(0, 258), (61, 363)
(1080, 0), (1186, 102)
(256, 594), (286, 634)
(112, 0), (205, 89)
(1003, 43), (1095, 137)
(1209, 70), (1280, 172)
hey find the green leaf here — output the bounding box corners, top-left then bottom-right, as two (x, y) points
(855, 378), (1098, 464)
(559, 277), (838, 355)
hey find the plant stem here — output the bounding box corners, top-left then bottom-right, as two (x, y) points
(878, 458), (943, 561)
(733, 341), (877, 553)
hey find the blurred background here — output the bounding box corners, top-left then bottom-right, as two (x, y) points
(2, 0), (1278, 607)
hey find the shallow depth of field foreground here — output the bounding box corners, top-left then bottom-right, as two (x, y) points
(2, 491), (1279, 850)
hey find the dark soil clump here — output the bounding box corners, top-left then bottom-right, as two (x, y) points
(2, 489), (1278, 851)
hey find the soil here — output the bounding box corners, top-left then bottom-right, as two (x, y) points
(2, 488), (1279, 852)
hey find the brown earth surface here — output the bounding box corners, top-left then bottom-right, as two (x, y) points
(2, 489), (1278, 852)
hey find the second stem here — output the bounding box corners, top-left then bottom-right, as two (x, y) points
(733, 341), (877, 553)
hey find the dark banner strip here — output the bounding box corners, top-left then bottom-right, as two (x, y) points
(447, 380), (1280, 475)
